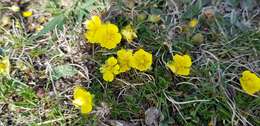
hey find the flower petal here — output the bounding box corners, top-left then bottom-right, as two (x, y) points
(81, 103), (93, 114)
(103, 72), (114, 82)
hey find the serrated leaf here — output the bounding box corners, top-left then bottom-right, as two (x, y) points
(33, 14), (66, 39)
(51, 65), (78, 80)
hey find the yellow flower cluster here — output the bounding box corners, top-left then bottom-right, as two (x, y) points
(72, 86), (94, 114)
(84, 16), (138, 49)
(167, 54), (192, 76)
(100, 49), (153, 82)
(239, 70), (260, 95)
(84, 16), (122, 49)
(0, 56), (10, 77)
(76, 15), (260, 115)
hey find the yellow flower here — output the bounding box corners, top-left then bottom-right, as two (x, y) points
(117, 49), (133, 73)
(98, 23), (122, 49)
(100, 57), (120, 82)
(121, 25), (137, 43)
(131, 49), (152, 71)
(0, 56), (10, 77)
(189, 18), (198, 28)
(239, 70), (260, 95)
(84, 16), (102, 43)
(22, 11), (33, 18)
(72, 86), (94, 114)
(167, 54), (192, 76)
(83, 16), (122, 49)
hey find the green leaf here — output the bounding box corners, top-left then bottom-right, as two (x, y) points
(33, 14), (66, 39)
(51, 65), (78, 80)
(182, 0), (203, 19)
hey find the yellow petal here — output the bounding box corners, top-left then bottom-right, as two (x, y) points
(114, 33), (122, 43)
(183, 55), (192, 67)
(106, 23), (119, 33)
(176, 67), (190, 76)
(103, 72), (114, 82)
(167, 62), (176, 73)
(81, 103), (93, 114)
(73, 86), (93, 114)
(100, 32), (122, 49)
(106, 57), (118, 66)
(22, 11), (33, 18)
(86, 16), (102, 30)
(173, 54), (183, 63)
(117, 49), (133, 73)
(240, 79), (259, 95)
(112, 64), (120, 75)
(85, 31), (99, 43)
(85, 16), (103, 43)
(73, 86), (92, 103)
(257, 78), (260, 90)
